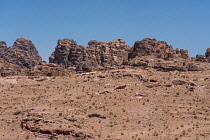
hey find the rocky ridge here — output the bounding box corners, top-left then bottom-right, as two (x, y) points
(49, 38), (130, 72)
(1, 37), (210, 76)
(49, 38), (209, 73)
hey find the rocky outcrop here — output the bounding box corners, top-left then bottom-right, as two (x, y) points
(153, 60), (205, 72)
(128, 38), (176, 60)
(196, 55), (206, 62)
(128, 38), (190, 61)
(180, 49), (189, 59)
(49, 38), (130, 71)
(0, 41), (7, 51)
(29, 61), (74, 76)
(49, 39), (95, 72)
(205, 48), (210, 57)
(195, 48), (210, 62)
(49, 39), (89, 68)
(0, 38), (42, 76)
(0, 41), (7, 60)
(21, 117), (95, 139)
(87, 39), (130, 67)
(49, 38), (197, 73)
(1, 37), (210, 76)
(6, 38), (42, 68)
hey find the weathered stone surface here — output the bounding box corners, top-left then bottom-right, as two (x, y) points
(29, 61), (72, 76)
(196, 48), (210, 63)
(196, 55), (206, 62)
(180, 49), (189, 59)
(127, 57), (149, 68)
(1, 37), (210, 76)
(87, 39), (130, 67)
(49, 39), (85, 67)
(153, 61), (188, 72)
(187, 63), (204, 71)
(49, 39), (96, 72)
(21, 117), (95, 139)
(205, 48), (210, 57)
(49, 38), (130, 71)
(7, 38), (42, 68)
(0, 41), (7, 50)
(128, 38), (175, 60)
(0, 38), (42, 76)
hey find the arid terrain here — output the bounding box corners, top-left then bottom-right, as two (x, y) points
(1, 66), (210, 140)
(1, 37), (210, 139)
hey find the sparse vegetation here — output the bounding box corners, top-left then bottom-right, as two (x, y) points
(1, 66), (210, 139)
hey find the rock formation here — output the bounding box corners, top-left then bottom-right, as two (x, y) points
(49, 39), (92, 70)
(87, 39), (130, 67)
(196, 48), (210, 62)
(205, 48), (210, 57)
(0, 41), (7, 51)
(128, 38), (191, 61)
(1, 37), (210, 76)
(180, 49), (189, 59)
(49, 38), (203, 72)
(0, 38), (42, 76)
(128, 38), (176, 60)
(30, 61), (75, 76)
(49, 38), (130, 71)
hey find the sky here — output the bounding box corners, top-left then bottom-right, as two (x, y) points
(1, 0), (210, 62)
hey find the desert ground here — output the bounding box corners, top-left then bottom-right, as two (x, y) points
(1, 67), (210, 140)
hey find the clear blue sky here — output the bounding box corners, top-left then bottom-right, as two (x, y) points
(1, 0), (210, 62)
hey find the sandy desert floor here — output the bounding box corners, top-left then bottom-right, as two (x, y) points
(1, 67), (210, 140)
